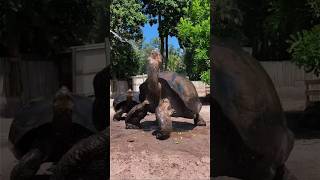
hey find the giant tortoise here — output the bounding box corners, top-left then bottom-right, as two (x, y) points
(50, 67), (110, 180)
(112, 89), (140, 121)
(92, 66), (109, 131)
(50, 128), (109, 180)
(9, 86), (98, 180)
(212, 39), (296, 180)
(125, 50), (206, 140)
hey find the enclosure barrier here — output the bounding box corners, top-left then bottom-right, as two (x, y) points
(305, 79), (320, 107)
(132, 74), (148, 92)
(260, 61), (320, 111)
(110, 80), (128, 98)
(71, 43), (106, 97)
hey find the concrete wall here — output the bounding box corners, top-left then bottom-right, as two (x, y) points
(72, 43), (106, 96)
(132, 74), (147, 92)
(110, 80), (128, 98)
(192, 81), (210, 97)
(130, 74), (209, 97)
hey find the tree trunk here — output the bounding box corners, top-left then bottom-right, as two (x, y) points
(106, 0), (111, 66)
(165, 35), (169, 71)
(184, 48), (194, 80)
(160, 36), (164, 70)
(158, 14), (164, 70)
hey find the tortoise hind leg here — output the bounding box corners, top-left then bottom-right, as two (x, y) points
(273, 165), (298, 180)
(154, 98), (173, 140)
(10, 148), (46, 180)
(113, 108), (124, 121)
(194, 113), (206, 126)
(50, 129), (108, 180)
(125, 101), (148, 129)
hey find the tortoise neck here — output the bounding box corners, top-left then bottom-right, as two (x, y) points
(127, 95), (133, 101)
(52, 110), (73, 133)
(147, 60), (160, 88)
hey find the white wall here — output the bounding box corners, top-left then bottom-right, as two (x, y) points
(0, 73), (5, 111)
(72, 43), (106, 96)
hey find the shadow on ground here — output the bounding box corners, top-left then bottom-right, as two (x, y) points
(285, 111), (320, 139)
(141, 120), (196, 132)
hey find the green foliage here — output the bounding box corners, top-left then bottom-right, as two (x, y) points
(142, 0), (189, 68)
(167, 46), (186, 74)
(142, 0), (189, 37)
(111, 42), (142, 79)
(287, 0), (320, 76)
(213, 0), (243, 39)
(110, 0), (147, 79)
(200, 69), (210, 85)
(111, 0), (147, 41)
(177, 0), (210, 82)
(0, 0), (104, 55)
(137, 38), (160, 74)
(308, 0), (320, 18)
(88, 0), (108, 43)
(287, 25), (320, 76)
(135, 38), (185, 75)
(263, 0), (311, 39)
(263, 1), (283, 36)
(249, 0), (314, 60)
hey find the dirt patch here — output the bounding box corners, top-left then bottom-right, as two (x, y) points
(110, 104), (211, 179)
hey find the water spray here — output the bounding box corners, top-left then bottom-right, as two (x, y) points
(110, 30), (139, 51)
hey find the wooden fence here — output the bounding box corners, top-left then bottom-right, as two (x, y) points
(260, 61), (319, 87)
(0, 57), (59, 117)
(20, 60), (59, 102)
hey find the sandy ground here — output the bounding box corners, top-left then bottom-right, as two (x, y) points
(215, 138), (320, 180)
(110, 97), (320, 180)
(0, 117), (15, 180)
(0, 117), (52, 180)
(110, 102), (211, 180)
(286, 138), (320, 180)
(0, 101), (319, 180)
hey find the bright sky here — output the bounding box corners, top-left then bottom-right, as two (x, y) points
(141, 23), (180, 49)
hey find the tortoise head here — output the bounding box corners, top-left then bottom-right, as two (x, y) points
(127, 89), (133, 101)
(148, 49), (162, 68)
(53, 86), (74, 115)
(147, 49), (162, 85)
(52, 86), (75, 137)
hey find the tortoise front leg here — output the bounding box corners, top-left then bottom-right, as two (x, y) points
(50, 129), (108, 180)
(153, 98), (173, 140)
(194, 113), (206, 126)
(10, 148), (46, 180)
(273, 165), (298, 180)
(125, 100), (149, 129)
(113, 108), (124, 121)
